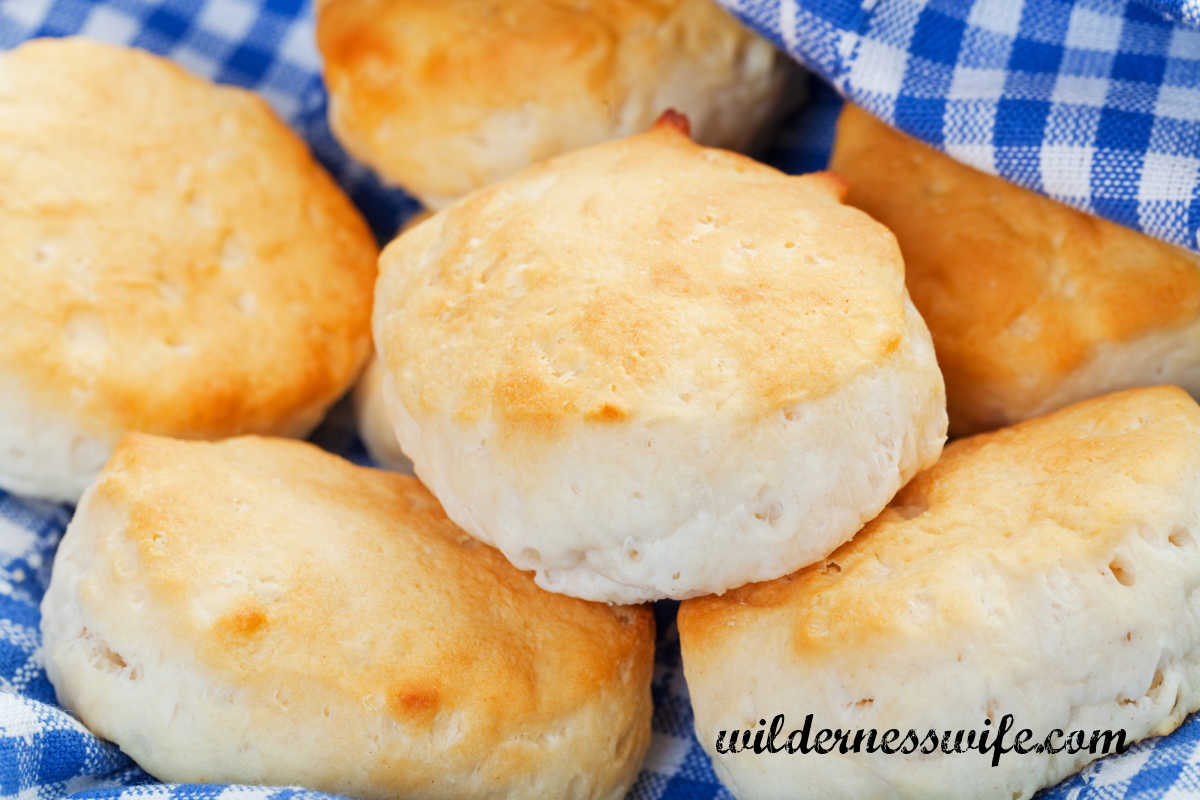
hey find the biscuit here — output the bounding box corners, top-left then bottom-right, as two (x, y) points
(680, 386), (1200, 800)
(373, 120), (947, 602)
(352, 355), (414, 472)
(41, 434), (654, 799)
(317, 0), (798, 207)
(831, 104), (1200, 435)
(351, 210), (432, 472)
(0, 38), (377, 501)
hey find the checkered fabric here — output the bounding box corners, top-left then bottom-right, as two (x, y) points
(1139, 0), (1200, 28)
(1, 1), (1200, 799)
(727, 0), (1200, 253)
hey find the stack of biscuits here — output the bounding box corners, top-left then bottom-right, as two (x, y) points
(4, 2), (1198, 799)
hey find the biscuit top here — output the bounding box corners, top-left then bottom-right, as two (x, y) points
(831, 104), (1200, 433)
(0, 38), (376, 438)
(91, 434), (653, 745)
(374, 122), (908, 439)
(679, 386), (1200, 663)
(319, 0), (725, 108)
(318, 0), (771, 186)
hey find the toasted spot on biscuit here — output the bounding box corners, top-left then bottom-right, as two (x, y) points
(585, 403), (627, 423)
(217, 604), (268, 639)
(387, 684), (441, 723)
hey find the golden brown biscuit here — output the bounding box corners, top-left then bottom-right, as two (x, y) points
(681, 386), (1200, 799)
(317, 0), (797, 206)
(831, 104), (1200, 435)
(373, 119), (946, 602)
(0, 38), (377, 501)
(41, 434), (654, 799)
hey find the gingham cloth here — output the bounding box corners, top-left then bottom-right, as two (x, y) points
(2, 1), (1200, 799)
(731, 0), (1200, 253)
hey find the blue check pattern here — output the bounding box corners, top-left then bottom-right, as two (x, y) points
(2, 1), (1200, 799)
(728, 0), (1200, 253)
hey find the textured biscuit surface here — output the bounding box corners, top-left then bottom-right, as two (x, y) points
(374, 123), (947, 602)
(680, 386), (1200, 799)
(831, 104), (1200, 435)
(0, 38), (377, 501)
(41, 434), (654, 800)
(352, 210), (431, 473)
(317, 0), (795, 205)
(353, 355), (414, 472)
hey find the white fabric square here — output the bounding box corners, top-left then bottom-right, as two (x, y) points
(1, 0), (53, 29)
(849, 37), (910, 98)
(196, 0), (257, 43)
(949, 66), (1009, 101)
(1040, 144), (1095, 199)
(1139, 152), (1200, 202)
(1156, 84), (1200, 122)
(945, 142), (998, 174)
(78, 6), (140, 45)
(968, 0), (1026, 37)
(277, 15), (319, 70)
(1064, 6), (1124, 53)
(1167, 22), (1200, 60)
(1052, 74), (1113, 108)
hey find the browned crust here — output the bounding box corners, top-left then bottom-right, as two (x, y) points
(831, 104), (1200, 435)
(0, 38), (377, 440)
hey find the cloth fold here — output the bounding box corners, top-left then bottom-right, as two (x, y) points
(723, 0), (1200, 253)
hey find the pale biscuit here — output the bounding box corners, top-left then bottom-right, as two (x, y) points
(352, 354), (414, 472)
(351, 210), (433, 472)
(41, 434), (654, 799)
(0, 38), (377, 502)
(831, 104), (1200, 435)
(317, 0), (798, 207)
(680, 386), (1200, 800)
(373, 121), (947, 602)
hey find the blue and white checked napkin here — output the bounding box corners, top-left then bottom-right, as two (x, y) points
(2, 1), (1200, 799)
(733, 0), (1200, 253)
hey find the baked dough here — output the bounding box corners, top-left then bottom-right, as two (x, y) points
(42, 434), (654, 799)
(680, 386), (1200, 799)
(373, 119), (947, 602)
(317, 0), (798, 206)
(831, 104), (1200, 435)
(0, 38), (377, 501)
